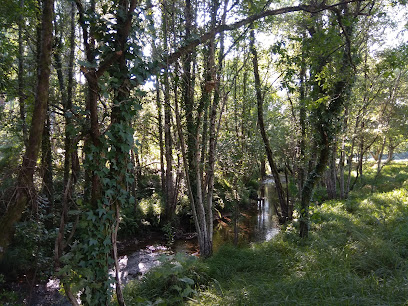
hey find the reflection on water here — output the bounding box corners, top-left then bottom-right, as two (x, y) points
(213, 182), (279, 250)
(254, 184), (280, 242)
(116, 182), (279, 283)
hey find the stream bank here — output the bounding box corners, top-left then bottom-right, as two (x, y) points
(114, 181), (279, 284)
(8, 181), (279, 304)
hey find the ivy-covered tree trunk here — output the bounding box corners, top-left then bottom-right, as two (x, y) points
(108, 1), (139, 304)
(0, 0), (54, 259)
(76, 0), (139, 303)
(299, 124), (330, 237)
(300, 3), (358, 238)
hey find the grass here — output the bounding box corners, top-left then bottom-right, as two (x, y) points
(122, 162), (408, 305)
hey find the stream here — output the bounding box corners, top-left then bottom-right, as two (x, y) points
(26, 181), (279, 304)
(114, 181), (279, 285)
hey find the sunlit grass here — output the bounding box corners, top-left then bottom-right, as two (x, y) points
(122, 162), (408, 305)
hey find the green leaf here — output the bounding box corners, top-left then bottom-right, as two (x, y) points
(179, 277), (194, 285)
(171, 285), (182, 292)
(78, 59), (98, 68)
(181, 286), (195, 298)
(96, 207), (105, 217)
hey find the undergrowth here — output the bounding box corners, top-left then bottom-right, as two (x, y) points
(122, 162), (408, 305)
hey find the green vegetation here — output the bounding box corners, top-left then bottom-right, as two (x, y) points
(124, 162), (408, 305)
(0, 0), (407, 302)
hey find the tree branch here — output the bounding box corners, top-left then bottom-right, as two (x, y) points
(163, 0), (367, 66)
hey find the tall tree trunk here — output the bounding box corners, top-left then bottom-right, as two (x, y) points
(183, 0), (198, 218)
(298, 32), (307, 200)
(156, 79), (165, 197)
(108, 0), (138, 303)
(339, 106), (348, 199)
(299, 128), (330, 237)
(0, 0), (54, 259)
(54, 2), (78, 273)
(162, 2), (175, 222)
(41, 114), (54, 210)
(174, 63), (203, 257)
(300, 4), (357, 237)
(181, 0), (212, 257)
(18, 0), (28, 146)
(204, 0), (228, 256)
(249, 29), (288, 223)
(326, 144), (337, 199)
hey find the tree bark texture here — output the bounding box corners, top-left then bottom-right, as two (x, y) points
(18, 0), (28, 146)
(41, 114), (54, 210)
(156, 79), (165, 198)
(0, 0), (54, 259)
(161, 2), (175, 222)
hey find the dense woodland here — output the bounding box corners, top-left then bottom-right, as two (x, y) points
(0, 0), (407, 304)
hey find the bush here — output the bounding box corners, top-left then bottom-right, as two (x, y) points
(0, 219), (56, 281)
(122, 253), (209, 305)
(0, 274), (19, 305)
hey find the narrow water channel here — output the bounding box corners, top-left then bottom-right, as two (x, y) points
(115, 181), (279, 284)
(30, 181), (279, 304)
(213, 181), (279, 249)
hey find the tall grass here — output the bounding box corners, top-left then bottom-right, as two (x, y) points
(122, 162), (408, 305)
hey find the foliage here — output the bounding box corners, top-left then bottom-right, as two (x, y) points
(0, 215), (56, 281)
(122, 253), (210, 305)
(191, 162), (408, 305)
(0, 0), (406, 303)
(138, 192), (164, 227)
(0, 274), (19, 305)
(162, 222), (175, 246)
(124, 163), (408, 305)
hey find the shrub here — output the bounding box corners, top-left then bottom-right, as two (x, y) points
(122, 253), (209, 305)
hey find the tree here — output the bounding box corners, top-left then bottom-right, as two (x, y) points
(250, 28), (290, 223)
(0, 0), (54, 260)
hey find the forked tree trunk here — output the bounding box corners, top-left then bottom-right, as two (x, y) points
(181, 0), (214, 258)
